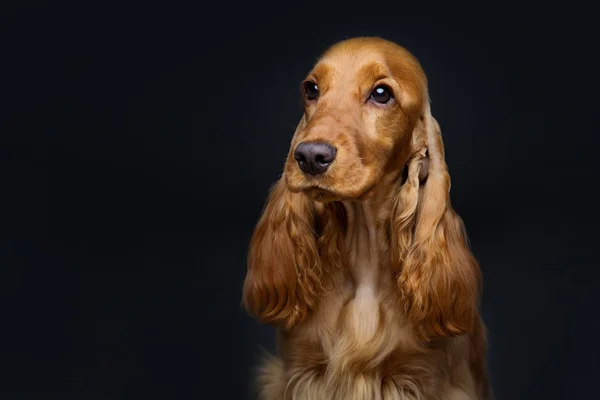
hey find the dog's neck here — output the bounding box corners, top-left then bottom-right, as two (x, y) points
(339, 170), (402, 297)
(342, 200), (381, 296)
(318, 172), (402, 345)
(314, 161), (421, 297)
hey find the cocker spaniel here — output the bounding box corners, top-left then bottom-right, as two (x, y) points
(242, 37), (492, 400)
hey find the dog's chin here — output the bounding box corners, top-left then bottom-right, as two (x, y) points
(303, 188), (342, 203)
(284, 182), (335, 202)
(286, 180), (371, 203)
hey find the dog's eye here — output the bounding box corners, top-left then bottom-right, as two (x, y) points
(370, 85), (393, 104)
(304, 81), (319, 101)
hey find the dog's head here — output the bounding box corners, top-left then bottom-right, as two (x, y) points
(284, 37), (429, 202)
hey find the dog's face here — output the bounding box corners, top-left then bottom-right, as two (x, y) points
(284, 37), (429, 201)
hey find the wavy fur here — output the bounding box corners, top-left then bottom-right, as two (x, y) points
(242, 37), (492, 399)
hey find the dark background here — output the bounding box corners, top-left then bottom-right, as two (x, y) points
(1, 1), (598, 399)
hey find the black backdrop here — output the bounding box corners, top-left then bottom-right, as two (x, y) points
(2, 2), (598, 399)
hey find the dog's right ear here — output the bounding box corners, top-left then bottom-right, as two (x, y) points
(242, 117), (323, 330)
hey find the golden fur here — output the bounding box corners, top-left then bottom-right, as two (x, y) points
(242, 37), (492, 400)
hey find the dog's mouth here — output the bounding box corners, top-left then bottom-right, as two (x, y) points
(284, 157), (383, 202)
(286, 178), (380, 203)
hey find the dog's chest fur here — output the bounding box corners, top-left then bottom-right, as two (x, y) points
(277, 202), (426, 398)
(269, 200), (478, 399)
(273, 274), (476, 399)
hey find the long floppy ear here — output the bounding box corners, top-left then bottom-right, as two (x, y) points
(391, 101), (482, 340)
(242, 120), (322, 330)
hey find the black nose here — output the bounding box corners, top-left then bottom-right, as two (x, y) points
(293, 142), (337, 176)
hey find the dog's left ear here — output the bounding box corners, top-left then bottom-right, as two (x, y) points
(390, 100), (482, 340)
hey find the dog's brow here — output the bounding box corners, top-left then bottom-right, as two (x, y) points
(309, 64), (333, 83)
(357, 62), (390, 85)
